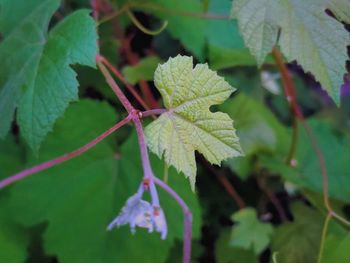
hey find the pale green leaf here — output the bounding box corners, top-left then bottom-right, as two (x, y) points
(145, 55), (243, 190)
(232, 0), (350, 104)
(231, 0), (279, 66)
(327, 0), (350, 24)
(0, 0), (98, 150)
(230, 208), (273, 255)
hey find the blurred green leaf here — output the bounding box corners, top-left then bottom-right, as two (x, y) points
(295, 120), (350, 202)
(220, 93), (289, 179)
(271, 203), (324, 263)
(230, 208), (273, 255)
(216, 231), (258, 263)
(122, 56), (161, 84)
(0, 212), (29, 263)
(205, 0), (255, 69)
(130, 0), (206, 60)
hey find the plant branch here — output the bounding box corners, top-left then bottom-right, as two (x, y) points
(98, 55), (151, 111)
(257, 173), (288, 222)
(317, 212), (332, 263)
(98, 56), (193, 262)
(202, 159), (246, 210)
(0, 116), (131, 190)
(153, 176), (193, 263)
(126, 8), (168, 36)
(97, 56), (134, 113)
(272, 47), (350, 226)
(99, 3), (230, 24)
(141, 108), (167, 118)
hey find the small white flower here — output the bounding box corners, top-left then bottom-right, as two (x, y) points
(108, 191), (168, 239)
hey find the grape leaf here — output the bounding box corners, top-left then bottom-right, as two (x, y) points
(230, 208), (273, 255)
(216, 231), (258, 263)
(0, 209), (29, 263)
(145, 55), (243, 190)
(122, 56), (161, 84)
(220, 93), (290, 179)
(232, 0), (350, 104)
(4, 99), (201, 263)
(231, 0), (279, 66)
(271, 204), (324, 263)
(0, 0), (98, 151)
(327, 0), (350, 24)
(205, 0), (256, 69)
(295, 120), (350, 202)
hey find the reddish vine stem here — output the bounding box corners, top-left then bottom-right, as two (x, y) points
(272, 47), (350, 226)
(98, 55), (150, 111)
(257, 174), (288, 222)
(0, 116), (131, 190)
(153, 176), (193, 263)
(97, 55), (193, 263)
(204, 162), (246, 210)
(108, 9), (159, 109)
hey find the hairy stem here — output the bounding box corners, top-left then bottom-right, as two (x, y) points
(98, 55), (150, 111)
(0, 116), (131, 189)
(153, 176), (193, 263)
(141, 108), (167, 118)
(98, 57), (193, 262)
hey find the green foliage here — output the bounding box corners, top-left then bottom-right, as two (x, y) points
(220, 93), (289, 179)
(232, 0), (350, 104)
(122, 56), (161, 84)
(294, 120), (350, 202)
(0, 0), (97, 151)
(271, 204), (324, 263)
(146, 55), (243, 190)
(2, 100), (201, 263)
(230, 208), (273, 255)
(1, 1), (350, 262)
(0, 212), (29, 263)
(216, 231), (258, 263)
(206, 0), (255, 69)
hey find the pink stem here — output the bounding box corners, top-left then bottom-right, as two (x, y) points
(141, 108), (167, 118)
(97, 57), (134, 113)
(0, 116), (131, 189)
(98, 54), (194, 262)
(98, 55), (151, 111)
(153, 176), (193, 263)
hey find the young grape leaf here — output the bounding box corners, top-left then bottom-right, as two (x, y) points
(0, 0), (97, 151)
(232, 0), (350, 104)
(230, 208), (273, 255)
(145, 55), (243, 190)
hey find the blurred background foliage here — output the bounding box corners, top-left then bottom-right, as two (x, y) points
(0, 0), (350, 262)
